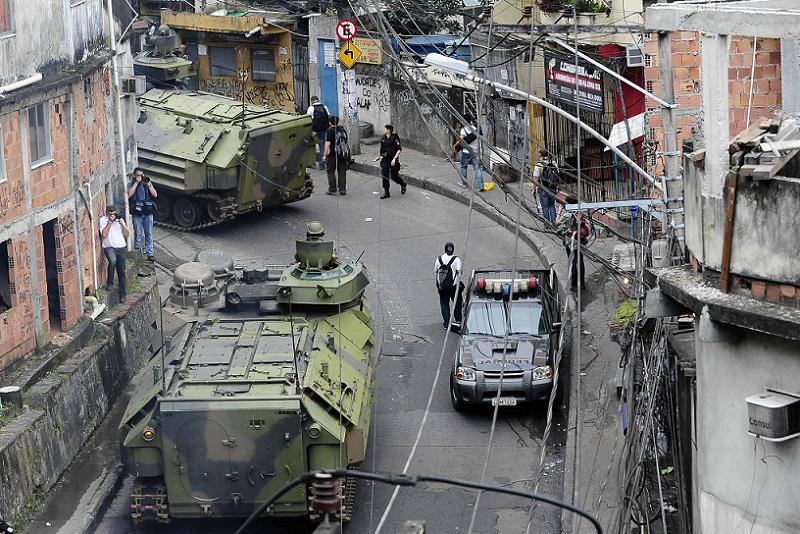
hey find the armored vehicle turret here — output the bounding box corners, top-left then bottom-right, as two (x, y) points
(119, 223), (375, 522)
(136, 89), (316, 230)
(133, 24), (197, 88)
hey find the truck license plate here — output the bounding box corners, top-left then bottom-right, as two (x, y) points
(491, 397), (517, 406)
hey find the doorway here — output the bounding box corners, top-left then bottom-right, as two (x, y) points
(318, 39), (338, 117)
(42, 220), (62, 331)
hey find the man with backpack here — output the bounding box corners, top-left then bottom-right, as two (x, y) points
(455, 115), (484, 191)
(127, 167), (157, 261)
(533, 148), (560, 224)
(323, 116), (350, 195)
(434, 242), (462, 330)
(307, 96), (330, 169)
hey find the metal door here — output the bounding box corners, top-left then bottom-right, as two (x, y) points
(319, 39), (338, 115)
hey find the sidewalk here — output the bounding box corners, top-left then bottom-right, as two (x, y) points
(352, 145), (628, 532)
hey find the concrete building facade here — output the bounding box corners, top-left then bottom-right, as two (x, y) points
(0, 0), (131, 371)
(161, 9), (302, 113)
(646, 2), (800, 533)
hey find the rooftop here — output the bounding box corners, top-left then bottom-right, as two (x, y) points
(647, 265), (800, 342)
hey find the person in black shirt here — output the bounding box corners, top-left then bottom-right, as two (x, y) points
(323, 116), (349, 195)
(374, 124), (406, 199)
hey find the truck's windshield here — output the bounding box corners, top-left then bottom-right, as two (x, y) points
(465, 300), (547, 336)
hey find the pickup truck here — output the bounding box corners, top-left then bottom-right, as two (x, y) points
(449, 268), (563, 410)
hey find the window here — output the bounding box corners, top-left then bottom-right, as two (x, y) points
(465, 301), (547, 337)
(645, 80), (654, 93)
(28, 102), (52, 166)
(644, 54), (652, 67)
(84, 76), (93, 109)
(0, 240), (11, 313)
(251, 48), (276, 82)
(209, 46), (237, 77)
(0, 0), (13, 34)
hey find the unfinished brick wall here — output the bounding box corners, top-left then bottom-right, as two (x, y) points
(78, 188), (108, 295)
(0, 113), (26, 222)
(75, 73), (109, 184)
(30, 96), (71, 210)
(54, 213), (81, 329)
(644, 33), (782, 177)
(0, 237), (37, 371)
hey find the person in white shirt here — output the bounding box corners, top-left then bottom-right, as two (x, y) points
(307, 96), (331, 169)
(434, 242), (463, 329)
(98, 205), (130, 303)
(454, 115), (485, 191)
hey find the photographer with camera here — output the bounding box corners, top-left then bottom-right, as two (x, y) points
(99, 205), (130, 303)
(127, 167), (158, 261)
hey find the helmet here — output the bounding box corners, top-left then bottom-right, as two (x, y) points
(306, 221), (325, 239)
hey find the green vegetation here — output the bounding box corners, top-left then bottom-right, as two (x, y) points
(386, 0), (463, 35)
(538, 0), (610, 15)
(0, 404), (15, 428)
(612, 299), (638, 329)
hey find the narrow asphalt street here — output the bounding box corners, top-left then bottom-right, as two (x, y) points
(52, 167), (570, 534)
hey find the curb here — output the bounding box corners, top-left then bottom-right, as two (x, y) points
(56, 465), (123, 534)
(352, 160), (579, 530)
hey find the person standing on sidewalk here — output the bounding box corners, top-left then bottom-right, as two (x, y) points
(533, 148), (560, 224)
(98, 205), (129, 303)
(307, 96), (330, 170)
(455, 115), (484, 191)
(323, 116), (350, 195)
(375, 124), (406, 199)
(127, 167), (157, 261)
(434, 242), (462, 329)
(555, 196), (589, 291)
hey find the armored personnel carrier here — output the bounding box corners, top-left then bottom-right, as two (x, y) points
(136, 89), (316, 230)
(119, 223), (375, 522)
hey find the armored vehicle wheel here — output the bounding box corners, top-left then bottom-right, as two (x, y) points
(131, 477), (169, 523)
(206, 198), (225, 223)
(173, 198), (199, 228)
(153, 194), (172, 223)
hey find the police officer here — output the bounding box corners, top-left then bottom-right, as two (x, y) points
(375, 124), (406, 199)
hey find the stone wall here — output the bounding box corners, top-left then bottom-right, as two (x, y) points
(0, 280), (161, 525)
(389, 81), (463, 155)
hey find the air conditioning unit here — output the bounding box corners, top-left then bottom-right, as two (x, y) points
(626, 45), (644, 68)
(120, 75), (147, 96)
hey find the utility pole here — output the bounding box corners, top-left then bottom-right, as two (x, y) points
(336, 6), (362, 155)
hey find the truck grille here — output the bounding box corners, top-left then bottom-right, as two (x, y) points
(483, 370), (524, 380)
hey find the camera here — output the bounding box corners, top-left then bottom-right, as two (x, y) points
(143, 175), (150, 184)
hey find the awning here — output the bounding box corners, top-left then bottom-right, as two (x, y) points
(604, 112), (645, 151)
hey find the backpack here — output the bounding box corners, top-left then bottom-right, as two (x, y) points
(311, 103), (329, 133)
(436, 255), (457, 293)
(541, 162), (560, 191)
(334, 126), (351, 161)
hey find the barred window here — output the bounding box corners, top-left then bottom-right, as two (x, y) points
(28, 102), (52, 166)
(209, 46), (237, 77)
(251, 48), (276, 82)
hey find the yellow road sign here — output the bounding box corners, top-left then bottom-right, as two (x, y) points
(338, 41), (362, 69)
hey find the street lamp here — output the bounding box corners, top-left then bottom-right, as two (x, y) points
(421, 53), (662, 192)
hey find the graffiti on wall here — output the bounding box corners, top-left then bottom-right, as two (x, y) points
(200, 77), (294, 111)
(355, 75), (390, 112)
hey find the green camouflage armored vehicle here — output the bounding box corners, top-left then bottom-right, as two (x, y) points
(119, 223), (375, 522)
(136, 89), (316, 230)
(133, 24), (197, 88)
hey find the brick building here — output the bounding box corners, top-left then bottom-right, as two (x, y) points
(644, 32), (782, 177)
(0, 0), (133, 371)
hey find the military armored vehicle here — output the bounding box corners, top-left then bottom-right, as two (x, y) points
(133, 24), (197, 88)
(119, 222), (375, 522)
(136, 89), (316, 230)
